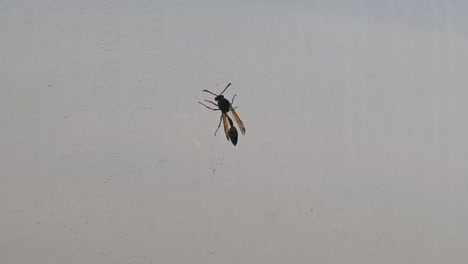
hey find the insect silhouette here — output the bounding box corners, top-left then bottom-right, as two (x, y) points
(199, 83), (246, 146)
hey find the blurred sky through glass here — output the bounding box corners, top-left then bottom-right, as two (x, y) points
(1, 1), (468, 263)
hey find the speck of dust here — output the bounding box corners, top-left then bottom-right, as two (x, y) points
(193, 137), (202, 151)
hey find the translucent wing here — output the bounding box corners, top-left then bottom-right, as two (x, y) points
(229, 106), (246, 135)
(222, 113), (230, 141)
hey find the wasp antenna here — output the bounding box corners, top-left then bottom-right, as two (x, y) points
(219, 83), (232, 95)
(202, 90), (218, 97)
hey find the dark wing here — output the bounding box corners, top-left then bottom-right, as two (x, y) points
(222, 113), (230, 141)
(228, 126), (238, 146)
(223, 115), (238, 146)
(230, 106), (246, 135)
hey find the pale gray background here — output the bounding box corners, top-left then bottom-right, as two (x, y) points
(1, 0), (468, 263)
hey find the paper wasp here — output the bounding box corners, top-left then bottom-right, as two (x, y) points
(199, 83), (246, 146)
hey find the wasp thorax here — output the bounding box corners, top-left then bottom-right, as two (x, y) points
(217, 98), (231, 113)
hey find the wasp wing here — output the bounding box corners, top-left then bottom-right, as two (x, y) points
(229, 106), (246, 135)
(225, 114), (238, 146)
(228, 126), (238, 146)
(222, 113), (230, 141)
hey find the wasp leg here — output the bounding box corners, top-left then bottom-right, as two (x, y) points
(231, 94), (237, 104)
(199, 102), (219, 111)
(214, 114), (223, 136)
(204, 100), (218, 107)
(230, 95), (238, 110)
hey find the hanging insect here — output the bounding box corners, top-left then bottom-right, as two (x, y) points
(199, 83), (246, 146)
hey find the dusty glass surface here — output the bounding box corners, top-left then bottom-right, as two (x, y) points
(2, 1), (468, 263)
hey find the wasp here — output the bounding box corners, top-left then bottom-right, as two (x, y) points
(199, 83), (246, 146)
